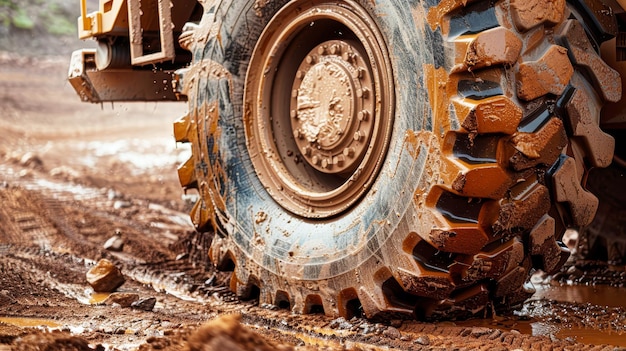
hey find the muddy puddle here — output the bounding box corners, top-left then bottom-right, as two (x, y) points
(456, 316), (626, 346)
(454, 282), (626, 346)
(88, 292), (111, 304)
(0, 317), (60, 329)
(533, 282), (626, 308)
(454, 317), (626, 347)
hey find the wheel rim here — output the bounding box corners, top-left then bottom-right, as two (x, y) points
(244, 0), (394, 218)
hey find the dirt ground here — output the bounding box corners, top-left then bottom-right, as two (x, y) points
(1, 53), (626, 350)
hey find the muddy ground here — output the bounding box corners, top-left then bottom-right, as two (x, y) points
(1, 53), (626, 350)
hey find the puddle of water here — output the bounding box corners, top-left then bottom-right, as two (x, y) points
(534, 322), (626, 346)
(454, 317), (626, 346)
(532, 283), (626, 308)
(454, 282), (626, 346)
(0, 317), (60, 328)
(89, 292), (112, 304)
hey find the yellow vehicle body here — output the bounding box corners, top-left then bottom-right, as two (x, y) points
(71, 0), (626, 126)
(69, 0), (199, 102)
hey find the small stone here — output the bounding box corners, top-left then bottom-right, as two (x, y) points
(87, 259), (125, 292)
(566, 265), (584, 278)
(103, 235), (124, 252)
(132, 297), (157, 311)
(329, 317), (351, 330)
(415, 335), (430, 345)
(113, 200), (131, 209)
(390, 319), (403, 328)
(107, 189), (122, 200)
(20, 152), (43, 169)
(49, 166), (80, 179)
(562, 229), (578, 249)
(382, 326), (401, 339)
(18, 169), (32, 178)
(104, 292), (139, 307)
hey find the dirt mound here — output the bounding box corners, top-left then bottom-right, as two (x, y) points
(140, 314), (299, 351)
(12, 331), (104, 351)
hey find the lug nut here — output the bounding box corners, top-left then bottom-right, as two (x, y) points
(358, 110), (369, 121)
(312, 155), (321, 165)
(291, 110), (297, 119)
(334, 155), (345, 166)
(302, 146), (312, 156)
(317, 46), (326, 55)
(353, 131), (363, 141)
(357, 87), (369, 98)
(306, 55), (315, 64)
(330, 44), (340, 55)
(343, 147), (355, 157)
(352, 68), (364, 79)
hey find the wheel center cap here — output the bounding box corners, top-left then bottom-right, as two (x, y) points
(291, 40), (374, 174)
(297, 58), (354, 147)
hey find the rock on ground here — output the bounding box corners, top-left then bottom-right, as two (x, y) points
(86, 259), (125, 293)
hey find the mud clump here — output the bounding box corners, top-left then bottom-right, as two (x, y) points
(103, 233), (124, 252)
(86, 259), (125, 293)
(187, 314), (288, 351)
(19, 152), (44, 170)
(140, 314), (300, 351)
(103, 292), (139, 307)
(12, 331), (104, 351)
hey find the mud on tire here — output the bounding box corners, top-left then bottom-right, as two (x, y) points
(174, 0), (619, 319)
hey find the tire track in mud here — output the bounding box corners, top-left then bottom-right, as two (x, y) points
(0, 163), (193, 260)
(0, 187), (55, 250)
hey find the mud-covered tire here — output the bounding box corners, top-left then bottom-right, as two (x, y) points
(175, 0), (619, 319)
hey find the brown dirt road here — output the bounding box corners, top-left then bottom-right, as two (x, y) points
(1, 53), (626, 350)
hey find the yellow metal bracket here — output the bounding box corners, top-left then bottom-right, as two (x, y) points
(127, 0), (176, 66)
(78, 0), (103, 39)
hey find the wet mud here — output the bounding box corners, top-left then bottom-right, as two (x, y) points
(1, 55), (626, 350)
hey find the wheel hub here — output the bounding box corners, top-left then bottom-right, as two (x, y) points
(291, 40), (374, 174)
(244, 1), (394, 218)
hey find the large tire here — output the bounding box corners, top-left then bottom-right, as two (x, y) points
(174, 0), (620, 319)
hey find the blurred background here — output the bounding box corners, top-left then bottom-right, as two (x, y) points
(0, 0), (99, 56)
